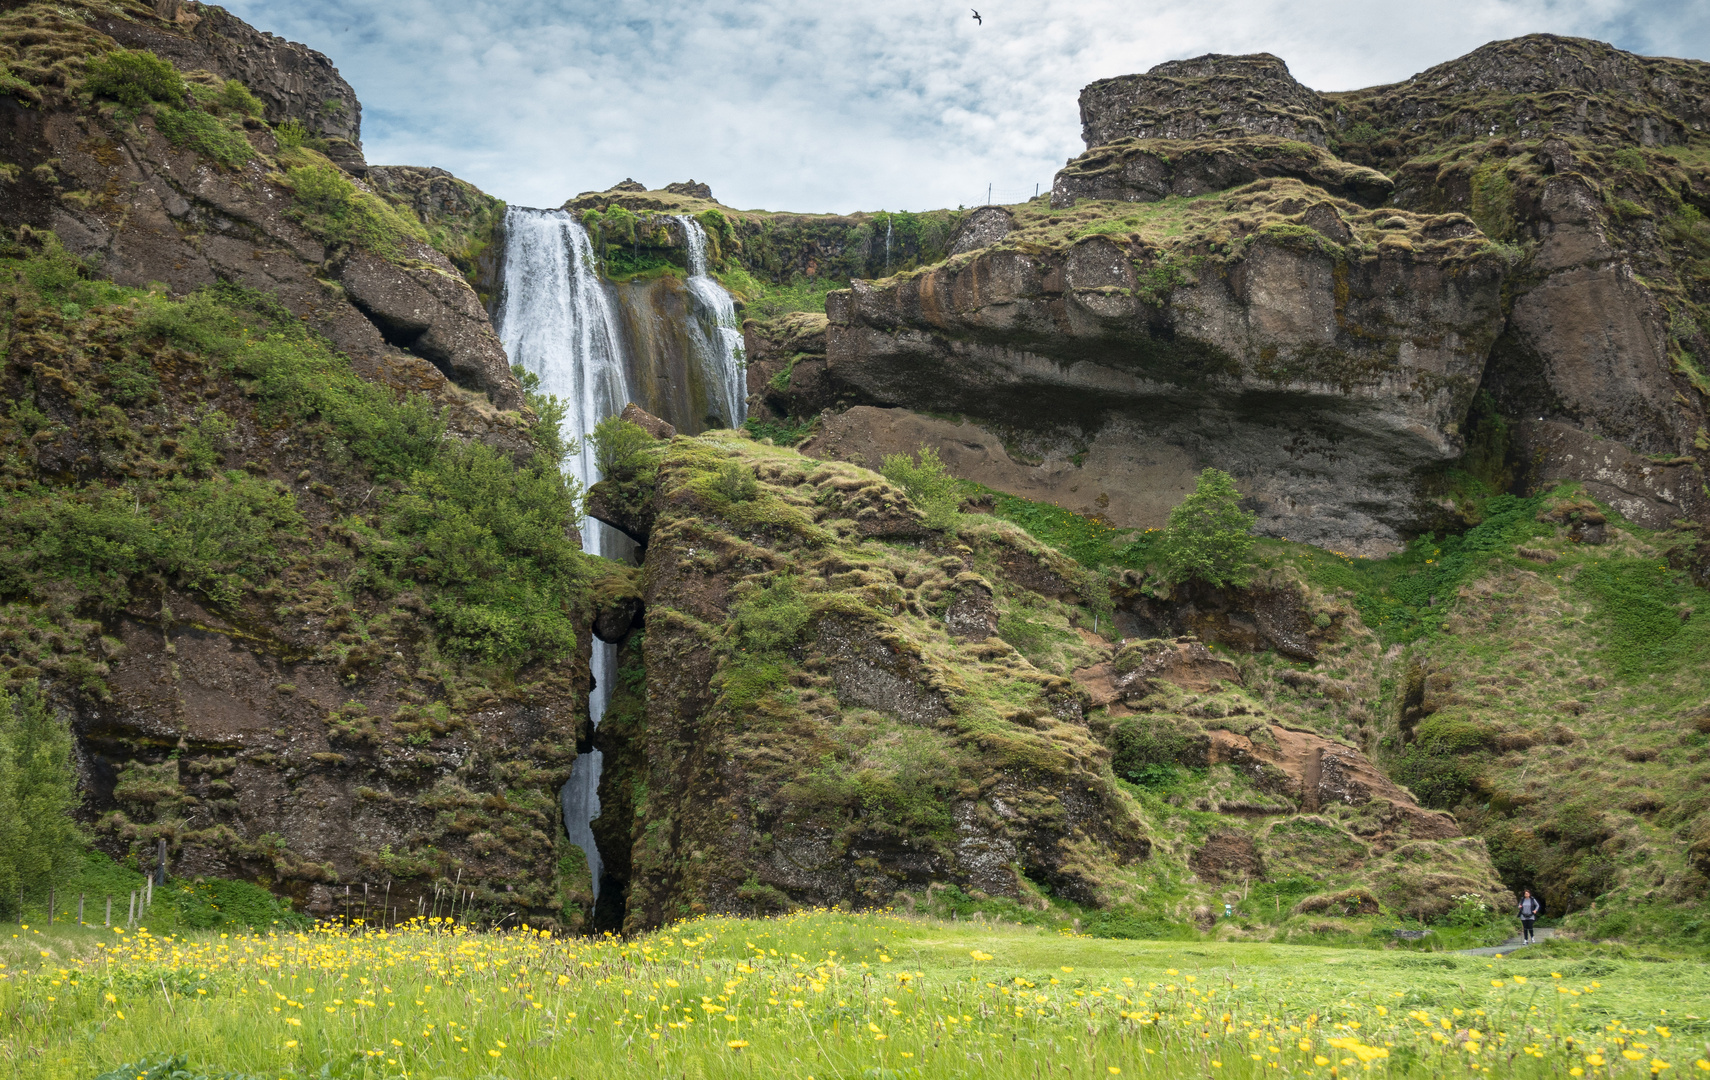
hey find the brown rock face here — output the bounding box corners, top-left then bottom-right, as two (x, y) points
(1477, 176), (1694, 454)
(337, 247), (522, 410)
(1191, 831), (1263, 883)
(823, 197), (1507, 554)
(1342, 34), (1710, 153)
(593, 441), (1151, 929)
(1079, 53), (1329, 149)
(1206, 726), (1459, 845)
(947, 207), (1014, 255)
(1053, 137), (1392, 209)
(77, 591), (586, 921)
(619, 403), (677, 441)
(1111, 639), (1241, 700)
(1514, 421), (1706, 529)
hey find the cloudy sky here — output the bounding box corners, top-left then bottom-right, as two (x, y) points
(224, 0), (1709, 214)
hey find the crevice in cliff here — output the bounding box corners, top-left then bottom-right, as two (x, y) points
(589, 630), (645, 933)
(344, 296), (481, 393)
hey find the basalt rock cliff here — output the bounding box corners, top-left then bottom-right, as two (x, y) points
(761, 36), (1710, 556)
(5, 2), (1708, 944)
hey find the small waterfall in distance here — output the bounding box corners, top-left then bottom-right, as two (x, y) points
(676, 216), (747, 429)
(494, 207), (632, 906)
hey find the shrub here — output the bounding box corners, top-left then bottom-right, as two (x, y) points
(1158, 468), (1255, 587)
(273, 119), (309, 149)
(880, 445), (965, 532)
(1611, 148), (1646, 172)
(83, 48), (184, 110)
(0, 682), (84, 915)
(712, 459), (758, 502)
(590, 417), (658, 482)
(732, 574), (811, 653)
(217, 78), (264, 118)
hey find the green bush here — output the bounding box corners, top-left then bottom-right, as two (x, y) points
(1158, 468), (1255, 587)
(1109, 717), (1201, 783)
(384, 441), (585, 661)
(0, 683), (84, 916)
(83, 48), (184, 110)
(217, 79), (264, 119)
(590, 416), (658, 482)
(1611, 148), (1646, 172)
(880, 445), (965, 532)
(712, 460), (758, 503)
(732, 574), (811, 653)
(273, 119), (309, 149)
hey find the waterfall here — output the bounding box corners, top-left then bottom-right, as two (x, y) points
(495, 207), (633, 903)
(676, 216), (746, 429)
(884, 216), (893, 274)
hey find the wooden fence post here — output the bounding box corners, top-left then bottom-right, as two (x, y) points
(78, 893), (84, 925)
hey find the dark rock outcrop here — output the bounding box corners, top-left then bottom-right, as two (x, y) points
(948, 206), (1014, 255)
(1, 14), (525, 423)
(1052, 136), (1392, 209)
(1079, 53), (1329, 149)
(664, 180), (714, 200)
(337, 247), (521, 409)
(823, 187), (1508, 554)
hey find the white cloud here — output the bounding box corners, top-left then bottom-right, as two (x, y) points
(222, 0), (1708, 214)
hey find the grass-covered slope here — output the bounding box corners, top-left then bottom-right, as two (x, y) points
(583, 425), (1512, 944)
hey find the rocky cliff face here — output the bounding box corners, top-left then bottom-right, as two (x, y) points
(2, 1), (522, 414)
(1079, 54), (1330, 149)
(1, 0), (585, 925)
(581, 422), (1507, 930)
(816, 185), (1506, 555)
(778, 36), (1710, 556)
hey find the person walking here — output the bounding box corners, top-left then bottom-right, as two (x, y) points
(1519, 890), (1542, 944)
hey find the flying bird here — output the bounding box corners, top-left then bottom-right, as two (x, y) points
(971, 9), (982, 24)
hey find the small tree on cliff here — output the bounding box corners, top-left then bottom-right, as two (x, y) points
(0, 683), (84, 916)
(1159, 468), (1256, 588)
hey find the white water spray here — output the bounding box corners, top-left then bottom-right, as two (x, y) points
(884, 216), (893, 274)
(495, 207), (634, 903)
(676, 217), (746, 428)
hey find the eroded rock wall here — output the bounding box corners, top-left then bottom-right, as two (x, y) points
(821, 188), (1507, 554)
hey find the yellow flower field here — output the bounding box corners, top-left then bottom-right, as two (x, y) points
(1, 910), (1706, 1079)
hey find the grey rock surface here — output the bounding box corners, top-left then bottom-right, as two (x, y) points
(1079, 53), (1329, 150)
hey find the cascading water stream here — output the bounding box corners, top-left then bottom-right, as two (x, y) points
(885, 217), (893, 274)
(494, 207), (634, 904)
(675, 217), (746, 428)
